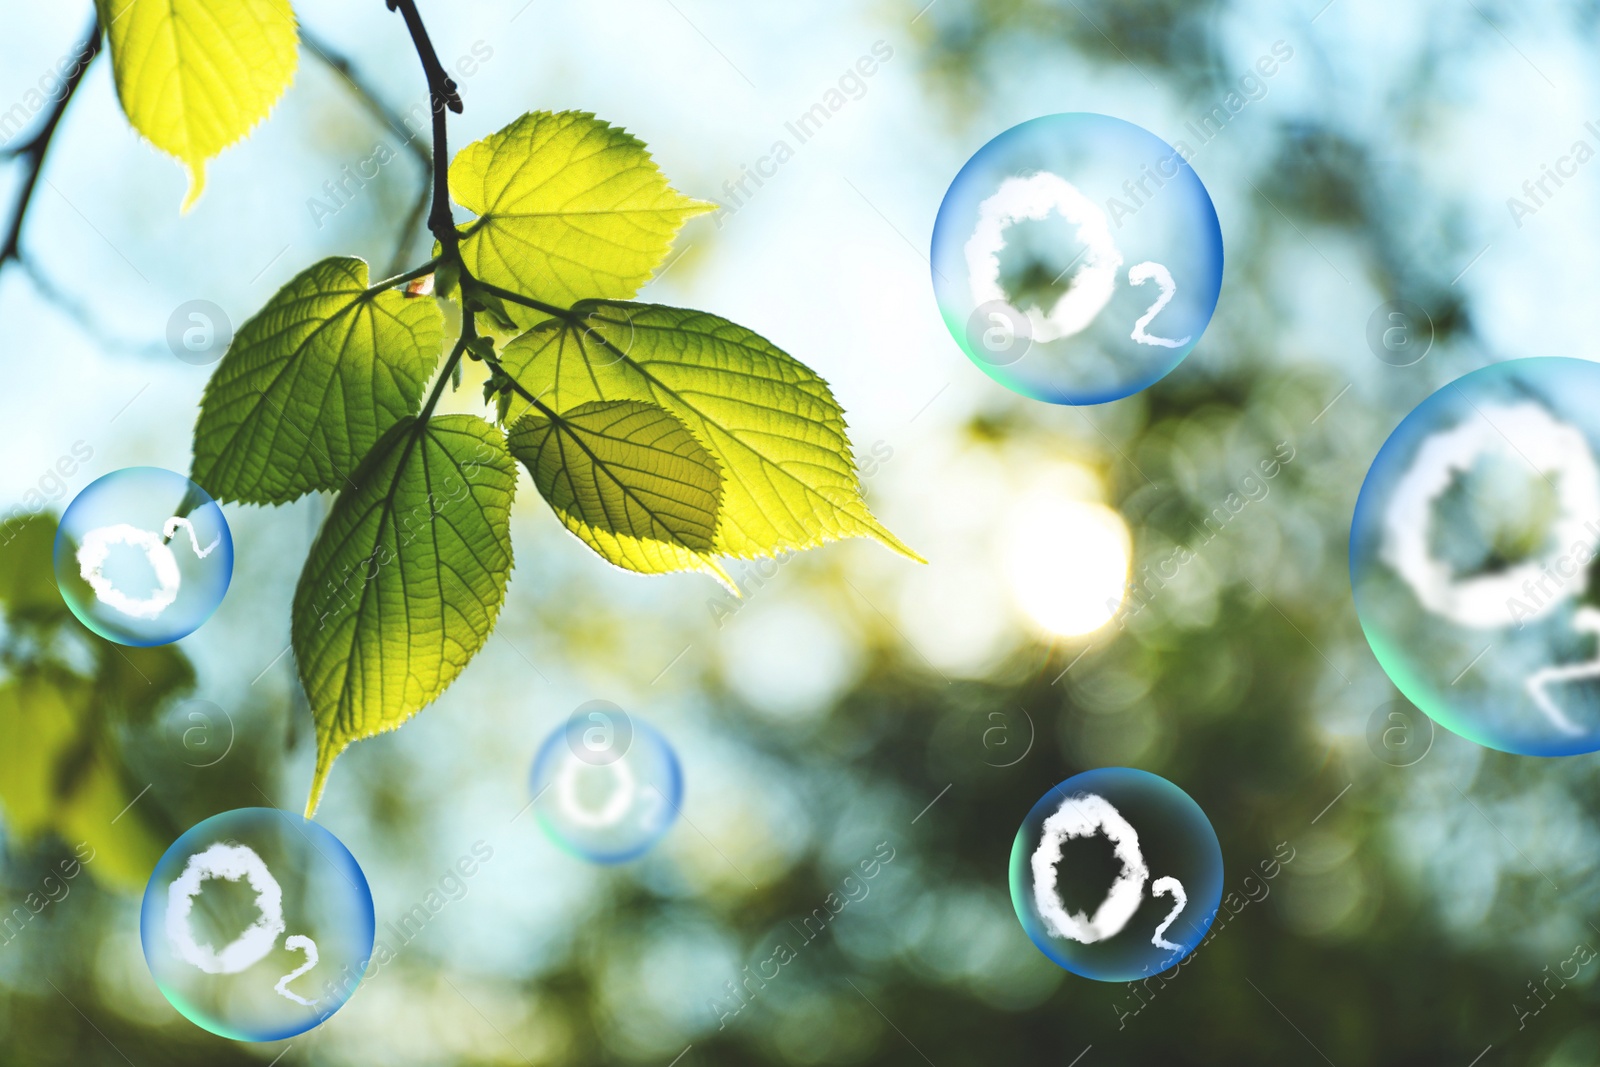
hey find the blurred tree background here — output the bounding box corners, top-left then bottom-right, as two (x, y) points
(1, 0), (1596, 1064)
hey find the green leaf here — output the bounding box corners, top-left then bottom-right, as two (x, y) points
(0, 673), (164, 890)
(497, 303), (920, 562)
(450, 111), (711, 324)
(191, 257), (444, 505)
(508, 399), (732, 584)
(292, 415), (517, 814)
(0, 675), (82, 839)
(96, 0), (298, 210)
(0, 516), (70, 619)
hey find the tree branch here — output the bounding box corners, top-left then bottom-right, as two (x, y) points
(383, 0), (462, 257)
(298, 24), (434, 274)
(0, 12), (103, 268)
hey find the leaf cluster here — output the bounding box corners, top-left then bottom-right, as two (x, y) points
(88, 4), (916, 812)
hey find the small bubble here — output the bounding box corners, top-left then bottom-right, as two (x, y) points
(167, 300), (233, 366)
(530, 709), (681, 864)
(140, 808), (374, 1041)
(932, 113), (1222, 405)
(54, 468), (233, 646)
(1351, 357), (1600, 755)
(1009, 767), (1222, 981)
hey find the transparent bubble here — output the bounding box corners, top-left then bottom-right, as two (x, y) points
(140, 808), (375, 1041)
(529, 702), (682, 863)
(54, 468), (232, 646)
(932, 114), (1223, 405)
(1009, 768), (1222, 981)
(1352, 357), (1600, 756)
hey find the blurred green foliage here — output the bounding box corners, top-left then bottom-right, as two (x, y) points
(3, 0), (1598, 1065)
(0, 516), (187, 889)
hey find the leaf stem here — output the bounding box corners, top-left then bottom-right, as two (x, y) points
(368, 257), (440, 294)
(479, 350), (556, 418)
(0, 12), (102, 268)
(462, 275), (573, 321)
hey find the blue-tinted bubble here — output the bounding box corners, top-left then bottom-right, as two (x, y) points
(54, 468), (232, 646)
(1010, 768), (1222, 982)
(1352, 357), (1600, 756)
(932, 114), (1223, 405)
(530, 701), (682, 863)
(140, 808), (375, 1041)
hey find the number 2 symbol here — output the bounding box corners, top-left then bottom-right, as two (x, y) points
(1149, 875), (1187, 952)
(1127, 262), (1191, 349)
(274, 935), (319, 1007)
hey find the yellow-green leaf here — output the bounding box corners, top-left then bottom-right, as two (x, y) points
(0, 676), (165, 890)
(191, 257), (444, 505)
(450, 111), (711, 324)
(97, 0), (299, 209)
(508, 399), (731, 583)
(497, 303), (920, 562)
(0, 516), (187, 889)
(292, 415), (517, 814)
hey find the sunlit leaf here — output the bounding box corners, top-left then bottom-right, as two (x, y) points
(497, 303), (919, 562)
(292, 415), (517, 814)
(191, 257), (444, 505)
(450, 111), (711, 323)
(507, 399), (731, 583)
(96, 0), (299, 209)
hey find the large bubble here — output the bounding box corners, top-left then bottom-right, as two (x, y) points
(1010, 768), (1223, 981)
(140, 808), (375, 1041)
(529, 701), (682, 863)
(932, 113), (1223, 405)
(54, 467), (232, 646)
(1352, 357), (1600, 755)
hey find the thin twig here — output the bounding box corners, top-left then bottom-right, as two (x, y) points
(19, 259), (163, 355)
(466, 275), (571, 321)
(0, 12), (103, 268)
(383, 0), (462, 256)
(299, 24), (433, 273)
